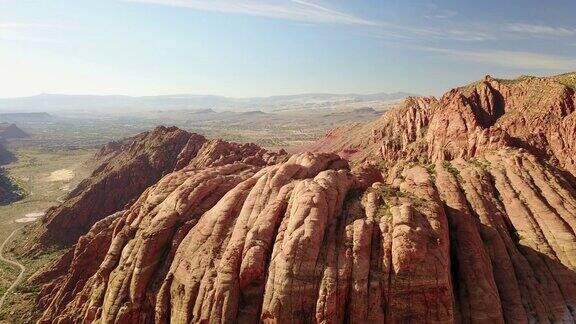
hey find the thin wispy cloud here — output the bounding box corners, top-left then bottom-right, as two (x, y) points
(123, 1), (576, 44)
(424, 10), (457, 19)
(375, 23), (495, 42)
(423, 4), (457, 20)
(0, 34), (58, 43)
(377, 21), (576, 43)
(376, 3), (576, 42)
(415, 46), (576, 70)
(0, 21), (62, 43)
(505, 23), (576, 37)
(124, 0), (379, 26)
(123, 0), (490, 42)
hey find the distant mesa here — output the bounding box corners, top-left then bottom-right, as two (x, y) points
(0, 171), (23, 204)
(0, 123), (29, 140)
(190, 108), (217, 114)
(352, 107), (378, 114)
(0, 144), (16, 165)
(322, 107), (379, 118)
(0, 92), (412, 113)
(0, 145), (22, 203)
(0, 112), (53, 123)
(240, 110), (267, 115)
(0, 123), (24, 203)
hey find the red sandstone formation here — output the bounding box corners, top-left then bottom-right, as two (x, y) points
(37, 126), (285, 247)
(37, 126), (200, 247)
(33, 73), (576, 323)
(307, 74), (576, 176)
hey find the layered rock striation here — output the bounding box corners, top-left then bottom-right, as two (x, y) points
(307, 74), (576, 176)
(38, 126), (285, 247)
(33, 73), (576, 323)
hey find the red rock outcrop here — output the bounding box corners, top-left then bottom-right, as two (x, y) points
(35, 148), (576, 323)
(37, 126), (200, 247)
(308, 74), (576, 175)
(37, 126), (286, 248)
(33, 73), (576, 323)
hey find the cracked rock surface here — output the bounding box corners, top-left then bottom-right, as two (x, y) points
(34, 73), (576, 323)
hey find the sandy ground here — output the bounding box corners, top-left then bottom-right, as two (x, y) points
(45, 169), (75, 182)
(14, 212), (44, 223)
(0, 148), (97, 321)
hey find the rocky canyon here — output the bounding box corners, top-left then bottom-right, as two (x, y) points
(29, 73), (576, 323)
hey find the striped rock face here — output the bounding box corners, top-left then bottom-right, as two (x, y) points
(34, 73), (576, 323)
(36, 126), (285, 248)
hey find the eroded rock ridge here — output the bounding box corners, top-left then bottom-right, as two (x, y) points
(33, 73), (576, 323)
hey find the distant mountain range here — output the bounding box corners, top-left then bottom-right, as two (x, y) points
(0, 112), (54, 122)
(0, 92), (413, 113)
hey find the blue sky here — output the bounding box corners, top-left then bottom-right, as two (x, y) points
(1, 0), (575, 98)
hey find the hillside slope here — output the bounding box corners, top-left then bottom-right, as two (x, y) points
(0, 123), (28, 140)
(307, 74), (576, 176)
(0, 124), (26, 203)
(32, 73), (576, 323)
(37, 126), (285, 247)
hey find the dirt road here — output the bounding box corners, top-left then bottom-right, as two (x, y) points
(0, 228), (25, 310)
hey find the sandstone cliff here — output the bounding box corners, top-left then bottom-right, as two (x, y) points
(37, 126), (285, 247)
(37, 126), (200, 247)
(33, 73), (576, 323)
(307, 73), (576, 176)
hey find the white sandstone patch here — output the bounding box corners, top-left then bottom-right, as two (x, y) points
(15, 212), (44, 223)
(46, 169), (75, 182)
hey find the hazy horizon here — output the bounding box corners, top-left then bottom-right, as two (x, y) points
(0, 90), (414, 100)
